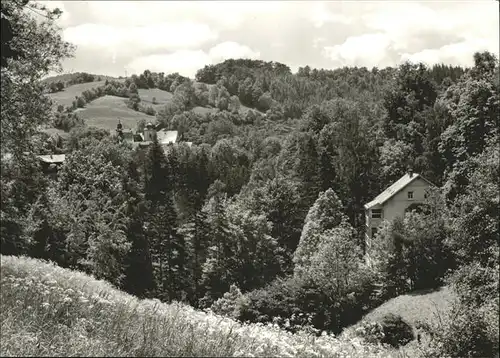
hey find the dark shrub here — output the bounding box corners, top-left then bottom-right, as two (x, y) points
(237, 274), (377, 335)
(378, 313), (415, 347)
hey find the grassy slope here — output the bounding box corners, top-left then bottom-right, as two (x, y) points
(48, 81), (110, 108)
(138, 88), (173, 111)
(342, 286), (455, 344)
(48, 81), (264, 129)
(41, 73), (119, 85)
(73, 95), (155, 131)
(0, 255), (413, 357)
(46, 80), (284, 136)
(360, 287), (455, 327)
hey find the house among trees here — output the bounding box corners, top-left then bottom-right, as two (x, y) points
(364, 170), (435, 252)
(37, 154), (66, 179)
(115, 120), (180, 150)
(115, 120), (134, 142)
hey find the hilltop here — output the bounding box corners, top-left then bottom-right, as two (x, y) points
(44, 71), (269, 137)
(41, 72), (120, 85)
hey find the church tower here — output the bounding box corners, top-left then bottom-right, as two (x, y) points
(116, 120), (124, 140)
(144, 122), (156, 142)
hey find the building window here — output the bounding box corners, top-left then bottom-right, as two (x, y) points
(371, 209), (383, 219)
(372, 228), (378, 237)
(408, 191), (414, 199)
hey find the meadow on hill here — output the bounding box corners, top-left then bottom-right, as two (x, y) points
(48, 80), (112, 108)
(0, 255), (415, 358)
(73, 95), (155, 131)
(138, 88), (173, 110)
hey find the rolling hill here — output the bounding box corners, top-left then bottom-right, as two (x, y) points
(74, 95), (156, 131)
(41, 73), (119, 85)
(48, 80), (112, 108)
(44, 77), (266, 134)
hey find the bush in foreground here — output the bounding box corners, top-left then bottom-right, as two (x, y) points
(1, 255), (411, 357)
(353, 314), (414, 348)
(378, 314), (415, 348)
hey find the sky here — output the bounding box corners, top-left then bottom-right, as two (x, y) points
(40, 1), (499, 78)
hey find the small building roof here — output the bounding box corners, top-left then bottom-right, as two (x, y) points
(364, 172), (434, 210)
(157, 130), (178, 145)
(38, 154), (66, 164)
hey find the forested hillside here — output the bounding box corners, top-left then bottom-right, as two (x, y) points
(1, 1), (498, 357)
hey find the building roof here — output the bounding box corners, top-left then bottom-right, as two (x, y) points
(364, 172), (434, 209)
(38, 154), (66, 164)
(156, 130), (178, 144)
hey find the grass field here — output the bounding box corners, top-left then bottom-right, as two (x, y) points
(44, 80), (284, 137)
(48, 81), (110, 108)
(0, 255), (416, 357)
(41, 73), (119, 85)
(74, 95), (155, 131)
(341, 286), (456, 345)
(138, 88), (173, 110)
(359, 287), (455, 328)
(192, 106), (217, 115)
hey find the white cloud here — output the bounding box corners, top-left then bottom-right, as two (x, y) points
(125, 41), (260, 78)
(362, 3), (445, 50)
(362, 2), (499, 54)
(63, 22), (217, 51)
(401, 38), (499, 67)
(310, 2), (352, 28)
(126, 50), (210, 78)
(208, 41), (260, 63)
(313, 37), (326, 49)
(323, 33), (392, 67)
(56, 1), (499, 75)
(321, 2), (499, 68)
(85, 1), (284, 30)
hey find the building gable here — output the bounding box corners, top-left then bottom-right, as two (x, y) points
(364, 173), (434, 209)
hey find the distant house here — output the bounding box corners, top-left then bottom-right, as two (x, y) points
(114, 120), (182, 153)
(37, 154), (66, 166)
(364, 170), (435, 256)
(115, 120), (134, 142)
(37, 154), (66, 179)
(156, 129), (178, 145)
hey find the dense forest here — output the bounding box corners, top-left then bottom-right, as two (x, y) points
(1, 1), (498, 356)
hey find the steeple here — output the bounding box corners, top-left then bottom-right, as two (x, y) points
(116, 119), (124, 140)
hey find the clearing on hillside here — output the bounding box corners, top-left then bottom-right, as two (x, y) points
(74, 95), (155, 131)
(0, 255), (409, 357)
(48, 81), (111, 108)
(342, 286), (455, 340)
(192, 106), (217, 116)
(39, 127), (71, 140)
(138, 88), (173, 110)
